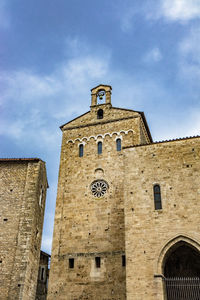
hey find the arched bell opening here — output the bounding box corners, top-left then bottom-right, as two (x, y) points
(97, 90), (106, 105)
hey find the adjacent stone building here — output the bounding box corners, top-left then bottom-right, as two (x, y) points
(36, 251), (51, 300)
(0, 158), (48, 300)
(48, 84), (200, 299)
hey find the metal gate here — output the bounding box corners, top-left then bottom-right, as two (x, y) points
(164, 277), (200, 300)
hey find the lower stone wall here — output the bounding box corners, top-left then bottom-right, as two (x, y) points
(48, 251), (126, 300)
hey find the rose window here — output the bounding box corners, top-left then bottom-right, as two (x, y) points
(90, 180), (108, 198)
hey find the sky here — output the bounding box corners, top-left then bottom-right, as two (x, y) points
(1, 0), (200, 254)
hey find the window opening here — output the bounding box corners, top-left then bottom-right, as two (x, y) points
(39, 187), (43, 206)
(163, 243), (200, 299)
(97, 141), (102, 155)
(90, 180), (109, 198)
(95, 257), (101, 268)
(97, 90), (105, 104)
(122, 255), (126, 267)
(41, 267), (45, 280)
(69, 258), (74, 269)
(79, 144), (84, 157)
(116, 138), (121, 151)
(154, 184), (162, 210)
(97, 109), (103, 119)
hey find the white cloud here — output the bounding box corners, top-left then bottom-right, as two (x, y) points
(116, 0), (200, 32)
(160, 0), (200, 22)
(1, 71), (60, 104)
(2, 36), (200, 253)
(0, 45), (111, 145)
(143, 47), (163, 63)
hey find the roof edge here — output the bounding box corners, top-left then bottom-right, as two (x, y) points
(60, 111), (90, 130)
(123, 135), (200, 149)
(0, 158), (44, 162)
(91, 84), (112, 91)
(111, 107), (153, 143)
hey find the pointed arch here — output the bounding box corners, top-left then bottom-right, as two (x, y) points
(156, 234), (200, 275)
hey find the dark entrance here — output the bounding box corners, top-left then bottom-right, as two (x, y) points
(163, 242), (200, 300)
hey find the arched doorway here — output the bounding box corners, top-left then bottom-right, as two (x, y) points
(163, 242), (200, 299)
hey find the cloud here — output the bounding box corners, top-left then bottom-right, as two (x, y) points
(159, 0), (200, 22)
(1, 35), (197, 147)
(113, 1), (149, 32)
(178, 27), (200, 82)
(143, 47), (163, 63)
(116, 0), (200, 32)
(1, 36), (200, 253)
(0, 46), (111, 146)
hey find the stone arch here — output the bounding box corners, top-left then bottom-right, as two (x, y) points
(127, 129), (134, 134)
(96, 134), (103, 140)
(88, 135), (95, 141)
(82, 137), (88, 142)
(111, 132), (118, 138)
(119, 130), (126, 135)
(157, 234), (200, 275)
(66, 129), (135, 144)
(104, 132), (112, 138)
(74, 138), (81, 143)
(67, 140), (74, 144)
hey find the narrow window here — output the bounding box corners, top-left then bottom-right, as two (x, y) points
(154, 184), (162, 210)
(95, 257), (101, 268)
(122, 255), (126, 267)
(41, 267), (45, 280)
(69, 258), (74, 269)
(97, 141), (102, 155)
(116, 138), (121, 151)
(97, 109), (103, 119)
(79, 144), (84, 157)
(39, 186), (43, 206)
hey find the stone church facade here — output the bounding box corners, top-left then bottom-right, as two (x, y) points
(48, 84), (200, 299)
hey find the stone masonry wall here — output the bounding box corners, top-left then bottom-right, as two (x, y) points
(48, 102), (151, 300)
(0, 160), (48, 300)
(123, 137), (200, 300)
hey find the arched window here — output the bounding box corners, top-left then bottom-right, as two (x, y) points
(97, 109), (103, 119)
(97, 141), (102, 154)
(116, 138), (121, 151)
(154, 184), (162, 210)
(79, 144), (84, 157)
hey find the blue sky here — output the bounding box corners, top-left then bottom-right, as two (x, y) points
(1, 0), (200, 254)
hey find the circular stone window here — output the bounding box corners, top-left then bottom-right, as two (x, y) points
(90, 180), (109, 198)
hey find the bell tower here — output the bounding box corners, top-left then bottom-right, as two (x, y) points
(48, 84), (152, 300)
(91, 84), (112, 106)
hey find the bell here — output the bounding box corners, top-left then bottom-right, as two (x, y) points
(99, 95), (103, 100)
